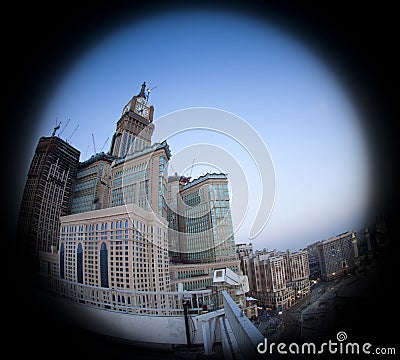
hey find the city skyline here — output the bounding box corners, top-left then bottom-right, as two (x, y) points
(22, 9), (370, 252)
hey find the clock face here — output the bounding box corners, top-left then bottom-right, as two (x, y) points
(135, 102), (150, 119)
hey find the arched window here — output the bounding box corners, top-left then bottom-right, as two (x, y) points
(100, 242), (109, 288)
(60, 243), (65, 279)
(77, 243), (83, 284)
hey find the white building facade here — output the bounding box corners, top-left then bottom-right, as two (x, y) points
(238, 248), (310, 311)
(59, 203), (170, 293)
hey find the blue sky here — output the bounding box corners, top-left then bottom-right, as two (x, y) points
(31, 9), (370, 251)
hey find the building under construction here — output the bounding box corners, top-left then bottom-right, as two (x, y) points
(17, 135), (80, 266)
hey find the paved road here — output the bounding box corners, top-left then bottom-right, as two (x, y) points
(278, 275), (356, 342)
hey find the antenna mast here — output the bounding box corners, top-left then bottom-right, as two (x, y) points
(146, 85), (157, 104)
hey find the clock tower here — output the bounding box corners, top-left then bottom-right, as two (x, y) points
(109, 82), (155, 158)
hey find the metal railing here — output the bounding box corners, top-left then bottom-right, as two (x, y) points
(221, 290), (264, 358)
(42, 274), (215, 316)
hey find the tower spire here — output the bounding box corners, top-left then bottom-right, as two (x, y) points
(110, 81), (154, 158)
(138, 81), (146, 98)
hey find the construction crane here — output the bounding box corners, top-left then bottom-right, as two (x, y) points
(179, 158), (196, 185)
(100, 136), (109, 152)
(84, 143), (90, 159)
(51, 121), (61, 137)
(92, 133), (97, 154)
(59, 118), (70, 138)
(189, 158), (195, 178)
(67, 125), (79, 143)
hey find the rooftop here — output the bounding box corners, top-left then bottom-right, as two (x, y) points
(112, 140), (171, 167)
(78, 152), (116, 168)
(181, 172), (228, 190)
(320, 230), (353, 244)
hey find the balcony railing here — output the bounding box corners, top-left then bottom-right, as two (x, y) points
(42, 274), (215, 316)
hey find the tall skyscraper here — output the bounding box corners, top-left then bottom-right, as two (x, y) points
(166, 173), (237, 264)
(56, 83), (172, 297)
(109, 82), (155, 158)
(109, 141), (171, 218)
(178, 173), (237, 264)
(18, 132), (80, 265)
(71, 82), (163, 217)
(24, 82), (241, 300)
(166, 173), (183, 263)
(167, 173), (240, 291)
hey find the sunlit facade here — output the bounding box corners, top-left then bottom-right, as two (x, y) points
(109, 141), (170, 219)
(60, 203), (170, 292)
(173, 173), (237, 264)
(167, 173), (240, 291)
(238, 247), (310, 311)
(109, 82), (154, 158)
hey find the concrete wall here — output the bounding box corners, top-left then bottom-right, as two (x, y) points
(221, 290), (264, 358)
(41, 290), (206, 346)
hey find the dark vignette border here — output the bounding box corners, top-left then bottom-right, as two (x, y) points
(4, 1), (399, 358)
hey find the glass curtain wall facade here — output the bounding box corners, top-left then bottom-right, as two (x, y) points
(109, 142), (170, 219)
(71, 153), (114, 214)
(179, 173), (237, 264)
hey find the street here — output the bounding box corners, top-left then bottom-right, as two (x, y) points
(276, 274), (356, 342)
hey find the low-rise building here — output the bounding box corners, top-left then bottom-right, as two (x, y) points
(237, 246), (310, 311)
